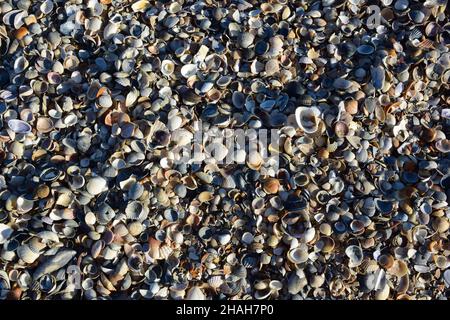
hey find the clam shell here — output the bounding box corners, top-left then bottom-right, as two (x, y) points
(131, 0), (150, 12)
(181, 64), (197, 78)
(345, 245), (363, 267)
(238, 32), (255, 48)
(17, 244), (40, 264)
(295, 107), (321, 133)
(36, 117), (54, 133)
(287, 248), (308, 264)
(8, 119), (32, 134)
(161, 60), (175, 76)
(86, 177), (107, 196)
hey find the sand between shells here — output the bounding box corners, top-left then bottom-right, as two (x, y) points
(0, 0), (450, 300)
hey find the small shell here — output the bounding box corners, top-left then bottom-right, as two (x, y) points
(181, 64), (197, 78)
(388, 260), (408, 277)
(345, 245), (363, 267)
(208, 276), (223, 289)
(263, 178), (280, 194)
(238, 32), (255, 48)
(8, 119), (32, 134)
(131, 0), (150, 12)
(0, 224), (13, 244)
(295, 107), (320, 134)
(378, 254), (394, 269)
(287, 248), (308, 264)
(17, 245), (40, 264)
(436, 139), (450, 153)
(161, 60), (175, 76)
(186, 286), (205, 300)
(86, 177), (107, 196)
(36, 117), (54, 133)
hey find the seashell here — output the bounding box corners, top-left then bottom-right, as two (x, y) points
(238, 32), (255, 48)
(309, 274), (325, 289)
(8, 119), (32, 134)
(40, 0), (54, 15)
(394, 0), (409, 11)
(432, 217), (449, 233)
(131, 0), (150, 12)
(167, 115), (182, 131)
(198, 191), (213, 203)
(263, 178), (280, 194)
(374, 283), (390, 300)
(241, 232), (254, 245)
(186, 286), (205, 300)
(265, 59), (279, 76)
(295, 107), (321, 134)
(36, 117), (54, 133)
(374, 199), (393, 214)
(40, 167), (61, 182)
(161, 60), (175, 77)
(396, 275), (409, 294)
(345, 245), (363, 267)
(435, 139), (450, 153)
(14, 56), (28, 74)
(232, 91), (245, 109)
(159, 244), (172, 260)
(254, 287), (272, 300)
(47, 72), (62, 85)
(39, 274), (56, 293)
(378, 254), (394, 269)
(371, 66), (385, 90)
(333, 78), (353, 90)
(444, 270), (450, 288)
(0, 224), (14, 244)
(17, 244), (40, 264)
(208, 276), (223, 289)
(334, 121), (349, 138)
(98, 94), (112, 108)
(91, 240), (104, 259)
(247, 151), (263, 170)
(63, 56), (79, 71)
(287, 274), (306, 295)
(267, 36), (283, 57)
(86, 177), (107, 196)
(357, 44), (375, 55)
(317, 236), (335, 253)
(216, 231), (231, 245)
(387, 260), (408, 277)
(181, 64), (197, 78)
(287, 248), (308, 264)
(103, 22), (119, 40)
(16, 196), (33, 213)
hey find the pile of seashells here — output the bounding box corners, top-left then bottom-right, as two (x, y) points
(0, 0), (450, 300)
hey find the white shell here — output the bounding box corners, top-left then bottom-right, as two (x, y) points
(295, 107), (321, 134)
(181, 64), (198, 78)
(186, 286), (205, 300)
(287, 248), (308, 264)
(86, 177), (107, 195)
(161, 60), (175, 76)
